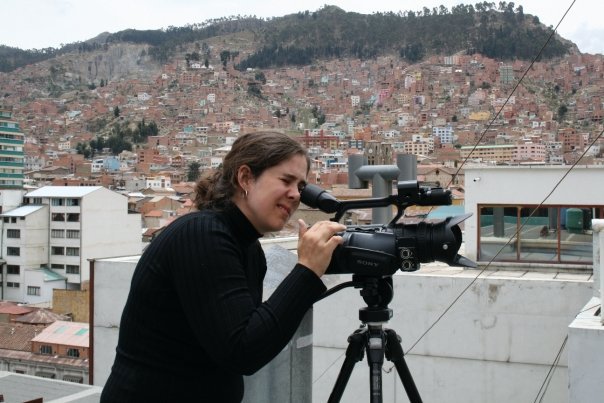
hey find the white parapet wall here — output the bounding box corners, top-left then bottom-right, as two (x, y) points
(567, 219), (604, 403)
(312, 267), (592, 403)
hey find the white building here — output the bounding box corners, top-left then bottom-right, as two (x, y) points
(144, 175), (172, 189)
(432, 125), (455, 144)
(0, 186), (142, 303)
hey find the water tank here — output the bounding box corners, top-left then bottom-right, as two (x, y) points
(565, 208), (584, 233)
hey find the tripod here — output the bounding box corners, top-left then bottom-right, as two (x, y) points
(327, 276), (423, 403)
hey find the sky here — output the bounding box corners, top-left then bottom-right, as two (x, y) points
(2, 0), (602, 55)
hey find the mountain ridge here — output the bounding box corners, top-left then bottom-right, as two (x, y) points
(0, 3), (577, 75)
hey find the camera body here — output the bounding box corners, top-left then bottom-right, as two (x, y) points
(301, 180), (475, 276)
(326, 214), (470, 275)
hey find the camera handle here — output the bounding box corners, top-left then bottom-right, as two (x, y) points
(326, 276), (423, 403)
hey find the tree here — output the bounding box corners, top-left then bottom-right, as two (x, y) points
(557, 104), (568, 122)
(187, 161), (202, 182)
(113, 106), (120, 118)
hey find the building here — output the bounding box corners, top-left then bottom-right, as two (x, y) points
(0, 320), (90, 385)
(0, 107), (26, 213)
(0, 186), (142, 303)
(460, 144), (516, 163)
(432, 125), (454, 144)
(464, 165), (604, 267)
(499, 64), (514, 85)
(0, 107), (24, 190)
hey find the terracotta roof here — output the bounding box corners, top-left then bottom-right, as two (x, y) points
(0, 323), (43, 351)
(144, 209), (163, 217)
(13, 309), (71, 325)
(0, 302), (34, 315)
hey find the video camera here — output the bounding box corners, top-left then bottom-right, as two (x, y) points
(301, 180), (476, 275)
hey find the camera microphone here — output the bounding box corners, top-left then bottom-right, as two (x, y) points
(300, 183), (340, 213)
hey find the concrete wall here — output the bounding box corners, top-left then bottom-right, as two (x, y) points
(81, 189), (142, 284)
(53, 289), (89, 322)
(568, 219), (604, 403)
(312, 268), (592, 403)
(91, 246), (314, 401)
(92, 252), (593, 402)
(91, 256), (139, 386)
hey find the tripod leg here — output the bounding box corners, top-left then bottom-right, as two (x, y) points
(384, 329), (423, 403)
(366, 326), (386, 403)
(328, 328), (367, 403)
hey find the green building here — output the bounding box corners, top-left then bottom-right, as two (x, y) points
(0, 107), (24, 189)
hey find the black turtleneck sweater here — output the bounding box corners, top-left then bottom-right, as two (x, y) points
(101, 206), (326, 402)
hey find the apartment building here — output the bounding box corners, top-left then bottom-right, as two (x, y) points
(0, 186), (141, 303)
(514, 142), (547, 162)
(432, 125), (455, 144)
(0, 107), (24, 190)
(460, 144), (515, 163)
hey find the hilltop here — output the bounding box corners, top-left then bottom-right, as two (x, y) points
(1, 2), (602, 177)
(1, 3), (574, 75)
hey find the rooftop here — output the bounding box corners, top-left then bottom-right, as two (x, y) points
(31, 321), (89, 348)
(26, 186), (103, 198)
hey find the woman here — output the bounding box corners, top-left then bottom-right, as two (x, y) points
(101, 131), (346, 402)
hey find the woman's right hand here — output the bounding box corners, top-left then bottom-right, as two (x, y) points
(297, 219), (346, 277)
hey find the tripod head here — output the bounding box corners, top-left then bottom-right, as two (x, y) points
(353, 275), (394, 324)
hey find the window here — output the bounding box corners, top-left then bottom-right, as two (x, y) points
(66, 198), (80, 206)
(478, 204), (602, 265)
(35, 371), (56, 379)
(3, 217), (8, 223)
(63, 374), (83, 383)
(66, 230), (80, 239)
(7, 282), (19, 288)
(66, 348), (80, 358)
(6, 229), (20, 238)
(66, 265), (80, 274)
(51, 229), (65, 238)
(51, 246), (65, 255)
(51, 198), (64, 206)
(51, 263), (65, 270)
(66, 213), (80, 222)
(7, 265), (20, 275)
(51, 213), (65, 222)
(39, 345), (52, 355)
(27, 286), (41, 296)
(6, 247), (20, 256)
(66, 247), (79, 256)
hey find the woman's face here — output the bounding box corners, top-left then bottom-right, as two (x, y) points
(237, 154), (308, 234)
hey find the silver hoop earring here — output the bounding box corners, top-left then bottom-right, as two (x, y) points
(244, 190), (248, 198)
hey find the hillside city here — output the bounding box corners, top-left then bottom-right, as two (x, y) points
(1, 22), (604, 391)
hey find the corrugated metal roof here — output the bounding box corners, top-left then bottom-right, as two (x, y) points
(0, 205), (45, 217)
(25, 186), (103, 198)
(31, 321), (89, 348)
(42, 268), (67, 282)
(427, 205), (467, 219)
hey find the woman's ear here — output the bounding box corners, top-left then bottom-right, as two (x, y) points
(236, 165), (253, 191)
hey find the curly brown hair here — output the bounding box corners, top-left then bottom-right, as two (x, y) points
(194, 131), (310, 210)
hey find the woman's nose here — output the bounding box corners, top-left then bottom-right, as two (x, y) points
(288, 184), (301, 199)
